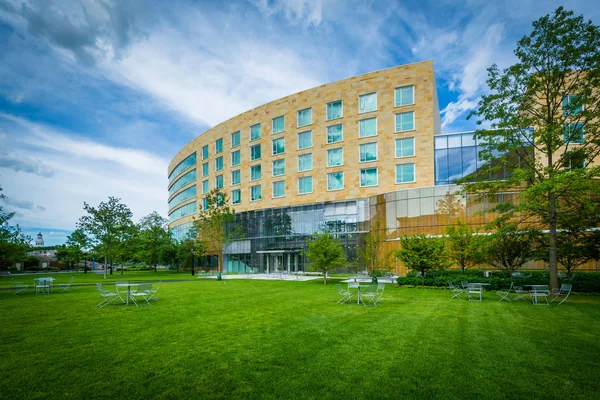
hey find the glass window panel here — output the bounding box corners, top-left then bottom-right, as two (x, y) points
(359, 93), (377, 113)
(298, 153), (312, 172)
(434, 149), (449, 185)
(231, 170), (241, 186)
(272, 159), (285, 176)
(563, 94), (583, 115)
(461, 133), (476, 147)
(250, 144), (261, 160)
(395, 111), (414, 132)
(231, 189), (241, 204)
(434, 136), (447, 149)
(360, 168), (378, 187)
(327, 172), (344, 190)
(396, 163), (415, 183)
(202, 145), (209, 160)
(447, 148), (463, 182)
(298, 131), (312, 149)
(272, 137), (285, 155)
(202, 162), (209, 177)
(169, 201), (197, 223)
(202, 197), (209, 210)
(251, 185), (262, 201)
(395, 137), (415, 157)
(326, 100), (343, 120)
(250, 164), (262, 181)
(327, 148), (343, 167)
(359, 118), (377, 138)
(395, 85), (414, 106)
(298, 176), (313, 194)
(297, 108), (312, 127)
(215, 174), (223, 189)
(327, 124), (343, 143)
(272, 116), (284, 134)
(563, 123), (584, 143)
(202, 179), (209, 194)
(461, 146), (478, 179)
(169, 153), (197, 183)
(359, 142), (377, 162)
(231, 150), (240, 167)
(169, 169), (196, 196)
(447, 134), (462, 148)
(250, 123), (261, 141)
(273, 180), (285, 198)
(215, 138), (223, 154)
(231, 131), (240, 147)
(168, 185), (197, 210)
(215, 156), (223, 172)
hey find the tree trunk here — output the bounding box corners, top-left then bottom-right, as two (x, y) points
(548, 195), (559, 290)
(104, 252), (108, 280)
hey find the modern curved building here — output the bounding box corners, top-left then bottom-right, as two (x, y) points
(167, 60), (599, 274)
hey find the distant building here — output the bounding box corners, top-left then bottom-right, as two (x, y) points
(35, 232), (44, 247)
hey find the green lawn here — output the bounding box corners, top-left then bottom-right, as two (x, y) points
(1, 276), (599, 399)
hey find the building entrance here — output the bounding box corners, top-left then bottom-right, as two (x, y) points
(263, 252), (301, 273)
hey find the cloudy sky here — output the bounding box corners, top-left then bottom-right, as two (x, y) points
(0, 0), (598, 246)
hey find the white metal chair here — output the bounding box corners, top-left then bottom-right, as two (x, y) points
(130, 283), (153, 307)
(359, 284), (378, 307)
(11, 278), (29, 295)
(550, 283), (572, 305)
(147, 281), (161, 302)
(375, 283), (385, 304)
(530, 286), (550, 305)
(496, 282), (514, 302)
(58, 277), (74, 292)
(335, 284), (352, 304)
(96, 283), (120, 308)
(34, 278), (51, 295)
(513, 285), (528, 301)
(449, 281), (465, 299)
(467, 284), (483, 302)
(115, 280), (128, 303)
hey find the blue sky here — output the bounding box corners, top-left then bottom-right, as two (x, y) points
(1, 0), (598, 246)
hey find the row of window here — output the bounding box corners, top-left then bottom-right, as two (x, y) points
(168, 152), (196, 183)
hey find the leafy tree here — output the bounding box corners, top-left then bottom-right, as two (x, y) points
(357, 219), (394, 275)
(396, 235), (449, 277)
(193, 189), (243, 273)
(305, 232), (346, 284)
(481, 222), (538, 277)
(77, 197), (133, 279)
(177, 234), (205, 276)
(0, 183), (31, 268)
(467, 7), (600, 289)
(138, 211), (170, 272)
(445, 222), (484, 273)
(61, 229), (90, 271)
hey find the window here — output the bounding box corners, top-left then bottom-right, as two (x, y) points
(297, 108), (312, 127)
(168, 185), (197, 210)
(395, 137), (415, 158)
(395, 85), (414, 106)
(564, 123), (584, 144)
(298, 153), (312, 172)
(327, 124), (343, 144)
(298, 131), (312, 150)
(272, 116), (284, 134)
(359, 117), (377, 138)
(298, 176), (312, 194)
(396, 163), (415, 183)
(250, 164), (261, 181)
(215, 174), (223, 189)
(272, 159), (285, 176)
(202, 145), (209, 160)
(250, 123), (261, 141)
(202, 179), (209, 194)
(231, 189), (241, 205)
(395, 111), (415, 132)
(272, 181), (285, 198)
(359, 142), (377, 162)
(202, 197), (209, 210)
(272, 137), (285, 155)
(202, 162), (209, 177)
(231, 150), (240, 167)
(250, 144), (261, 160)
(327, 148), (343, 167)
(231, 131), (240, 148)
(215, 156), (223, 172)
(251, 185), (262, 201)
(360, 168), (378, 187)
(359, 93), (377, 113)
(169, 169), (196, 197)
(169, 153), (196, 184)
(562, 94), (584, 115)
(326, 100), (342, 120)
(564, 150), (586, 171)
(327, 172), (344, 191)
(231, 170), (241, 186)
(215, 138), (223, 154)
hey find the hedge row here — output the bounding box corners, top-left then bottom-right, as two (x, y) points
(395, 270), (600, 293)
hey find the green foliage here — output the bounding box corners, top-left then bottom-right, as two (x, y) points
(357, 219), (393, 274)
(445, 222), (484, 273)
(305, 232), (346, 284)
(0, 183), (31, 268)
(396, 234), (449, 277)
(138, 211), (170, 272)
(535, 230), (600, 279)
(481, 222), (537, 277)
(466, 7), (600, 289)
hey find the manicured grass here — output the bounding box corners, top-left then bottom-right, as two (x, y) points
(1, 279), (599, 399)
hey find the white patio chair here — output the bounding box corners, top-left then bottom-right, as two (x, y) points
(335, 284), (352, 304)
(96, 283), (120, 308)
(550, 283), (572, 305)
(467, 285), (483, 302)
(496, 282), (514, 302)
(513, 285), (528, 301)
(359, 284), (378, 307)
(147, 281), (161, 302)
(11, 278), (29, 295)
(530, 286), (550, 305)
(449, 281), (465, 299)
(461, 281), (469, 290)
(115, 280), (128, 303)
(130, 283), (153, 307)
(375, 283), (385, 304)
(58, 277), (74, 292)
(34, 278), (51, 295)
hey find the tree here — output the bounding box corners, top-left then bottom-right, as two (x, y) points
(467, 7), (600, 289)
(193, 189), (243, 273)
(0, 183), (31, 268)
(305, 232), (346, 284)
(64, 229), (90, 271)
(445, 222), (484, 273)
(396, 235), (448, 277)
(77, 197), (133, 279)
(177, 234), (205, 276)
(357, 219), (394, 275)
(138, 211), (170, 272)
(481, 222), (537, 277)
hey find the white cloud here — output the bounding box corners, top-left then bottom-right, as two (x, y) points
(252, 0), (330, 27)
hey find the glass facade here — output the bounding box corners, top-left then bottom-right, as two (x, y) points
(169, 201), (197, 223)
(169, 169), (196, 197)
(169, 152), (196, 184)
(168, 185), (196, 210)
(171, 222), (194, 241)
(434, 132), (480, 186)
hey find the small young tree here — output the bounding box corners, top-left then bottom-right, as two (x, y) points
(77, 197), (133, 279)
(482, 223), (537, 277)
(193, 189), (243, 273)
(0, 184), (31, 268)
(138, 211), (170, 272)
(445, 222), (484, 273)
(305, 232), (346, 284)
(396, 235), (448, 277)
